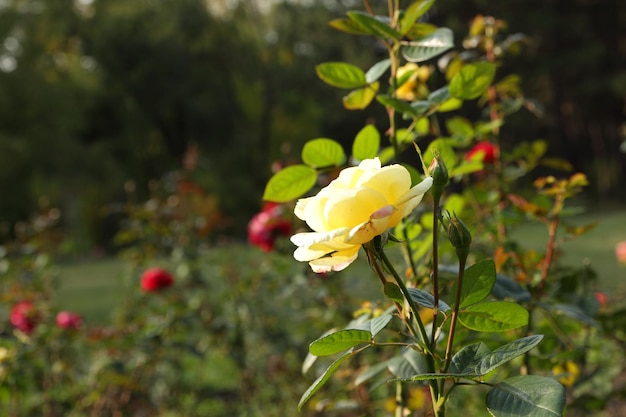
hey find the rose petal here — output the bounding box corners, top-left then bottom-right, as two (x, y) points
(346, 208), (393, 244)
(309, 246), (360, 273)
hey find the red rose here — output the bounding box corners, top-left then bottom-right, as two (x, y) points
(56, 311), (83, 330)
(10, 301), (38, 334)
(466, 141), (496, 164)
(248, 204), (292, 251)
(141, 268), (175, 292)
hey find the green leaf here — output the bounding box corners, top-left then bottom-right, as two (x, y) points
(298, 350), (354, 411)
(450, 336), (544, 376)
(384, 282), (404, 304)
(448, 342), (491, 376)
(402, 27), (454, 63)
(486, 375), (566, 417)
(366, 59), (391, 83)
(343, 82), (379, 110)
(449, 62), (496, 100)
(423, 138), (457, 173)
(377, 94), (420, 116)
(442, 193), (466, 215)
(262, 165), (317, 202)
(448, 160), (484, 177)
(399, 0), (435, 35)
(378, 146), (395, 164)
(477, 335), (544, 375)
(352, 125), (380, 161)
(316, 62), (367, 89)
(328, 18), (371, 36)
(302, 138), (346, 168)
(407, 287), (451, 312)
(309, 329), (372, 356)
(347, 11), (401, 40)
(438, 97), (463, 112)
(446, 116), (474, 145)
(428, 86), (451, 105)
(459, 301), (529, 332)
(396, 128), (418, 145)
(458, 260), (497, 308)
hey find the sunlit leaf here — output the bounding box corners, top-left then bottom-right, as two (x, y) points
(309, 329), (372, 356)
(449, 62), (496, 100)
(262, 165), (317, 202)
(459, 301), (528, 332)
(343, 82), (379, 109)
(352, 124), (380, 161)
(316, 62), (367, 89)
(302, 138), (345, 168)
(399, 0), (435, 35)
(438, 97), (463, 112)
(347, 11), (401, 40)
(328, 17), (371, 35)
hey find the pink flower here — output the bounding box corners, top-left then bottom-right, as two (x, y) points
(466, 142), (496, 164)
(141, 268), (175, 292)
(616, 241), (626, 264)
(56, 311), (83, 330)
(248, 203), (292, 251)
(10, 301), (38, 334)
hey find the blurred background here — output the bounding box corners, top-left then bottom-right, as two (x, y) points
(0, 0), (624, 251)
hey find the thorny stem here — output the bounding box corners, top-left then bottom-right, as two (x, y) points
(538, 194), (564, 295)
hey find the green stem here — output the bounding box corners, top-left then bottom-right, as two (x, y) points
(431, 201), (441, 349)
(378, 246), (431, 351)
(374, 243), (442, 415)
(442, 254), (467, 374)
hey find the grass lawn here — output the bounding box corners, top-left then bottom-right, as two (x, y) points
(54, 209), (626, 326)
(511, 209), (626, 292)
(54, 257), (127, 325)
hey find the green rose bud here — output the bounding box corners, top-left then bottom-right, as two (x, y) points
(444, 212), (472, 261)
(428, 154), (448, 204)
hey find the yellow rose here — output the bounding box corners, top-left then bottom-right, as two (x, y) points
(291, 158), (433, 273)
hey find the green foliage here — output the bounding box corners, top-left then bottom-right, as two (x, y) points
(263, 1), (626, 415)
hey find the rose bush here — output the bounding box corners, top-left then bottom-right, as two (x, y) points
(291, 158), (432, 272)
